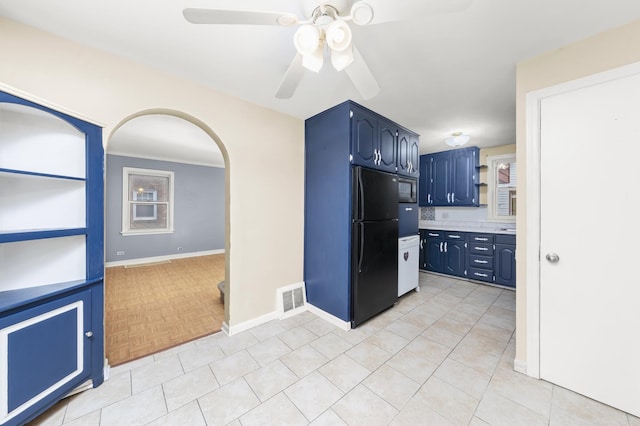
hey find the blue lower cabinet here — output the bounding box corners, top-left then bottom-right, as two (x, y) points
(494, 244), (516, 287)
(422, 231), (444, 272)
(0, 284), (102, 426)
(443, 239), (466, 277)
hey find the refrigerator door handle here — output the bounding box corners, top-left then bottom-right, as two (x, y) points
(358, 222), (365, 272)
(357, 168), (365, 220)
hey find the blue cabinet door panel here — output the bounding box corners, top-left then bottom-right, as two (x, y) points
(378, 120), (397, 173)
(351, 107), (378, 169)
(431, 153), (451, 205)
(444, 240), (466, 277)
(8, 307), (80, 412)
(0, 289), (90, 426)
(451, 149), (476, 205)
(494, 244), (516, 287)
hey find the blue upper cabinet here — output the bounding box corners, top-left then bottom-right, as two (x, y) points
(351, 105), (379, 170)
(351, 106), (397, 173)
(397, 128), (420, 178)
(0, 91), (104, 426)
(419, 146), (479, 206)
(350, 103), (418, 175)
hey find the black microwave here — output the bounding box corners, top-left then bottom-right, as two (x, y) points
(398, 177), (417, 203)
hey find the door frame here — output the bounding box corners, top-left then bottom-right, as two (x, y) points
(524, 60), (640, 379)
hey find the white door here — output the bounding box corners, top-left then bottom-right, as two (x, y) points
(539, 72), (640, 416)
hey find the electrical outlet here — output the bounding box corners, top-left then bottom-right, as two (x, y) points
(177, 247), (184, 252)
(116, 251), (124, 256)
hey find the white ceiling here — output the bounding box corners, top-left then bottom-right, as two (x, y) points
(2, 0), (640, 163)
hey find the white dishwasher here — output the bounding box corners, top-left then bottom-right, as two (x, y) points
(398, 234), (420, 296)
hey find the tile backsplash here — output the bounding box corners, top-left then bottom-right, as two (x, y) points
(420, 207), (435, 220)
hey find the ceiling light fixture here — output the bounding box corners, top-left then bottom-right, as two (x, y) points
(445, 131), (470, 147)
(293, 4), (356, 73)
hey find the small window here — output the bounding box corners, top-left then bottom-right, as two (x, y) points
(122, 167), (174, 235)
(487, 154), (516, 221)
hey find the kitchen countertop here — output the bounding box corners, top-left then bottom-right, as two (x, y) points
(419, 220), (516, 235)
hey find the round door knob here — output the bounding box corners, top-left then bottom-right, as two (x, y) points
(85, 331), (94, 338)
(545, 253), (560, 263)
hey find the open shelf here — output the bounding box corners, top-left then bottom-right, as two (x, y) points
(0, 228), (86, 243)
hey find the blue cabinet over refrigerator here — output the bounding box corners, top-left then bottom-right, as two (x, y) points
(304, 100), (418, 327)
(0, 91), (104, 426)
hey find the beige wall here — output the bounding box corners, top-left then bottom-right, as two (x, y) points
(515, 19), (640, 362)
(478, 144), (516, 206)
(0, 18), (305, 328)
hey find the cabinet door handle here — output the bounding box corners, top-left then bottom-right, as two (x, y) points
(451, 192), (455, 202)
(444, 242), (448, 252)
(420, 239), (423, 249)
(474, 247), (489, 251)
(428, 233), (439, 237)
(377, 149), (381, 165)
(428, 194), (431, 204)
(474, 237), (488, 242)
(447, 193), (451, 203)
(474, 260), (489, 264)
(440, 242), (443, 252)
(474, 272), (489, 278)
(447, 235), (461, 239)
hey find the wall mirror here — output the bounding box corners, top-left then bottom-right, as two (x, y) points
(488, 154), (516, 221)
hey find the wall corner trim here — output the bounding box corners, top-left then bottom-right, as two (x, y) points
(513, 358), (529, 376)
(306, 303), (351, 331)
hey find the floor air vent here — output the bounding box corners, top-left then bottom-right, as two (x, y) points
(277, 284), (306, 318)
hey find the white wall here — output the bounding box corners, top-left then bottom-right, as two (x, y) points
(0, 17), (305, 328)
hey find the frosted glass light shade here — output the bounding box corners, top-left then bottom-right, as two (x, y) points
(331, 45), (354, 70)
(301, 46), (324, 72)
(294, 25), (322, 55)
(326, 20), (352, 51)
(445, 132), (471, 147)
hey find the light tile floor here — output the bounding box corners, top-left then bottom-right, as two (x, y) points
(31, 274), (640, 426)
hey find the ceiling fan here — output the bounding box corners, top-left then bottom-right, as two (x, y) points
(183, 0), (472, 100)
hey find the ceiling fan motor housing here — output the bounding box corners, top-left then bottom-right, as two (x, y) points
(300, 0), (351, 19)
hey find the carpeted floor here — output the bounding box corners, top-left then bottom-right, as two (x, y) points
(105, 254), (225, 366)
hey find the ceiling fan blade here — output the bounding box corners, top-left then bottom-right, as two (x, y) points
(344, 47), (380, 100)
(356, 0), (473, 25)
(183, 8), (299, 26)
(275, 54), (305, 99)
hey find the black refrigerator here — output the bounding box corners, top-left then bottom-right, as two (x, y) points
(351, 166), (399, 327)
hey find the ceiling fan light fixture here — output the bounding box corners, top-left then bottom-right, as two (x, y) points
(294, 24), (322, 55)
(326, 20), (352, 51)
(445, 131), (470, 147)
(331, 44), (354, 71)
(350, 2), (374, 25)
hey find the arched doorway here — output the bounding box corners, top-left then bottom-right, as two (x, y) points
(104, 111), (229, 366)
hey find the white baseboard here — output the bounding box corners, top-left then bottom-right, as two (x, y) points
(225, 311), (280, 336)
(306, 303), (351, 331)
(106, 249), (224, 268)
